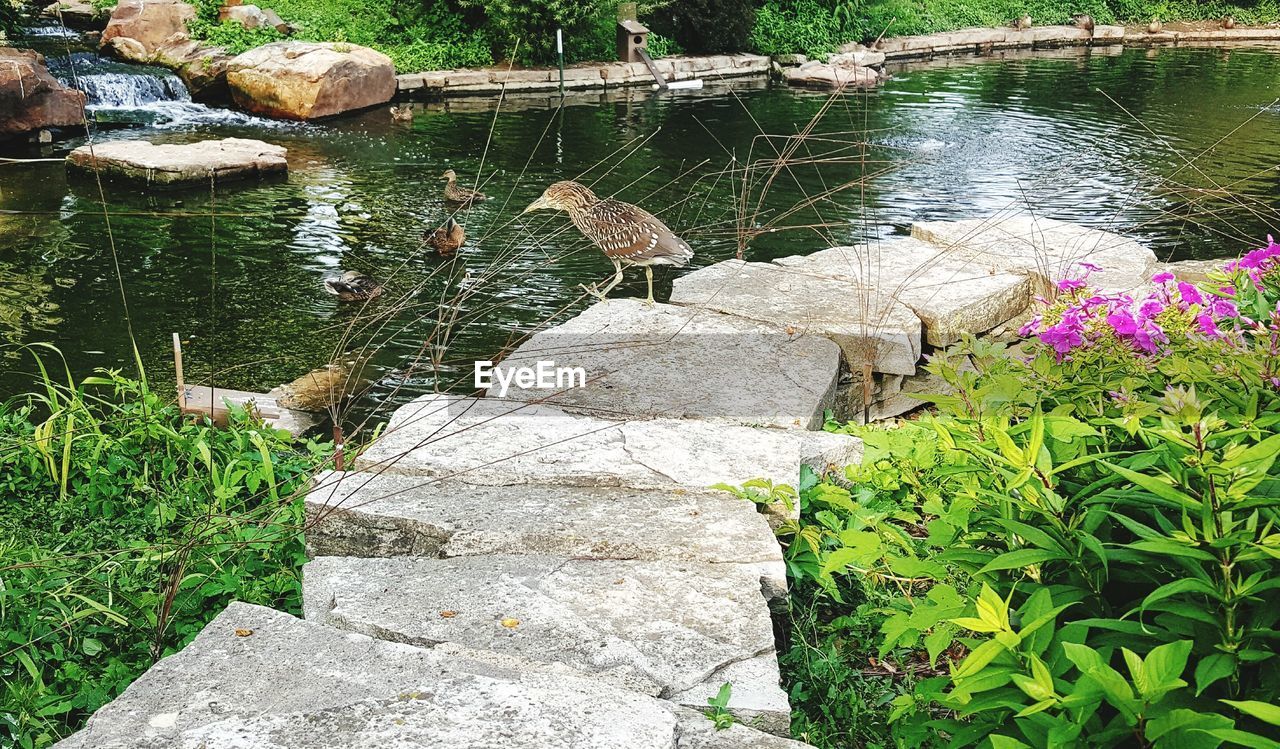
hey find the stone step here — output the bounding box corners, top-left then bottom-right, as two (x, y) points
(487, 300), (841, 430)
(911, 214), (1157, 295)
(302, 555), (792, 735)
(65, 137), (287, 187)
(56, 602), (809, 748)
(353, 394), (862, 523)
(773, 238), (1032, 347)
(669, 259), (922, 375)
(305, 469), (788, 600)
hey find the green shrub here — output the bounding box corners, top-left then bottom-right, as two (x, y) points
(649, 0), (756, 53)
(461, 0), (612, 64)
(749, 1), (847, 57)
(0, 352), (331, 747)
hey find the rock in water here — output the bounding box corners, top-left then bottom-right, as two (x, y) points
(66, 138), (287, 187)
(226, 41), (396, 120)
(0, 48), (86, 139)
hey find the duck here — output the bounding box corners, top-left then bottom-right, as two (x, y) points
(1014, 14), (1032, 30)
(1222, 16), (1235, 29)
(390, 105), (414, 122)
(1148, 18), (1162, 33)
(442, 169), (487, 206)
(1071, 14), (1095, 33)
(323, 271), (383, 302)
(422, 216), (466, 256)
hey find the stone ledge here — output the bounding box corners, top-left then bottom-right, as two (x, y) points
(65, 137), (287, 187)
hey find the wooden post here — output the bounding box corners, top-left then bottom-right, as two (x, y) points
(172, 333), (186, 411)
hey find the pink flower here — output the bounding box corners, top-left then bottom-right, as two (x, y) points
(1079, 262), (1103, 273)
(1178, 282), (1204, 307)
(1107, 311), (1138, 336)
(1058, 278), (1086, 293)
(1197, 313), (1221, 338)
(1210, 299), (1238, 318)
(1152, 272), (1175, 284)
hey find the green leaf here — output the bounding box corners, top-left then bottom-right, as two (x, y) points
(1221, 701), (1280, 727)
(978, 548), (1066, 574)
(989, 735), (1033, 749)
(81, 637), (103, 656)
(1195, 728), (1280, 749)
(1146, 708), (1233, 748)
(1194, 653), (1236, 696)
(1101, 460), (1202, 511)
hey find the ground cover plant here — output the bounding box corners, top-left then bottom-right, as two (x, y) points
(0, 350), (332, 748)
(763, 241), (1280, 747)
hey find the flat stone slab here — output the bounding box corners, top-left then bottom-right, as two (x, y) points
(670, 259), (922, 375)
(489, 300), (840, 429)
(353, 395), (862, 522)
(303, 555), (790, 733)
(773, 238), (1032, 347)
(305, 469), (787, 599)
(57, 603), (809, 748)
(911, 214), (1157, 295)
(1156, 258), (1222, 285)
(66, 137), (287, 187)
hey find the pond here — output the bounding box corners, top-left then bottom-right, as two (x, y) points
(3, 40), (1280, 431)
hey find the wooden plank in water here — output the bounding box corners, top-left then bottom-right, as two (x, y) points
(180, 385), (319, 437)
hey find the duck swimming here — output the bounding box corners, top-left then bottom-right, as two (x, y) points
(323, 271), (383, 302)
(422, 216), (466, 256)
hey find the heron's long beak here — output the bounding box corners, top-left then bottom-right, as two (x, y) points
(522, 196), (548, 215)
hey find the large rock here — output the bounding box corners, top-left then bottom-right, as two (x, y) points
(353, 394), (862, 504)
(219, 3), (288, 32)
(773, 238), (1032, 347)
(100, 0), (196, 55)
(670, 259), (923, 375)
(911, 214), (1158, 295)
(303, 555), (791, 733)
(305, 469), (788, 599)
(42, 0), (109, 30)
(830, 43), (886, 67)
(489, 300), (840, 429)
(784, 59), (881, 89)
(0, 48), (86, 139)
(150, 37), (235, 101)
(226, 41), (395, 120)
(66, 137), (287, 187)
(56, 602), (810, 748)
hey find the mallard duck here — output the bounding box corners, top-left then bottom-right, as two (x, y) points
(323, 271), (383, 302)
(442, 169), (487, 206)
(1071, 14), (1095, 33)
(422, 216), (466, 256)
(390, 105), (414, 122)
(1147, 18), (1162, 33)
(1014, 14), (1032, 30)
(1222, 16), (1235, 29)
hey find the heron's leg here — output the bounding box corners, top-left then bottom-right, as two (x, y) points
(644, 266), (655, 306)
(582, 258), (625, 301)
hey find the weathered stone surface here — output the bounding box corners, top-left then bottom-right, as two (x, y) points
(1156, 258), (1222, 285)
(353, 394), (862, 502)
(304, 469), (788, 599)
(830, 43), (885, 67)
(784, 59), (881, 88)
(227, 41), (395, 120)
(0, 48), (86, 138)
(42, 0), (108, 29)
(773, 53), (808, 66)
(490, 300), (840, 429)
(66, 138), (287, 186)
(773, 239), (1032, 347)
(670, 259), (922, 375)
(874, 24), (1124, 59)
(219, 3), (288, 32)
(303, 555), (790, 733)
(100, 0), (195, 55)
(911, 214), (1157, 295)
(56, 602), (810, 748)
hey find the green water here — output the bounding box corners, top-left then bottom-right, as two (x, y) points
(2, 44), (1280, 429)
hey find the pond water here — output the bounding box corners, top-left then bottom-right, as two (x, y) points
(3, 40), (1280, 431)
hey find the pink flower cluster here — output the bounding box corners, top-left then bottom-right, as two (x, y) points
(1224, 236), (1280, 290)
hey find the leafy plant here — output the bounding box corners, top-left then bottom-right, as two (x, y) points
(706, 682), (737, 730)
(648, 0), (757, 53)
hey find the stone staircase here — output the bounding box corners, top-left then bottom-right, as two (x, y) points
(59, 214), (1159, 747)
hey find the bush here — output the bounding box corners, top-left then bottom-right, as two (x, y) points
(461, 0), (612, 64)
(0, 353), (331, 747)
(757, 240), (1280, 747)
(649, 0), (756, 53)
(749, 1), (847, 57)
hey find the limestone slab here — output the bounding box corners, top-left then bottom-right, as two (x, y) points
(303, 554), (790, 733)
(227, 41), (396, 120)
(56, 602), (808, 748)
(353, 394), (861, 503)
(669, 259), (922, 375)
(304, 469), (787, 599)
(911, 214), (1157, 295)
(66, 138), (286, 186)
(773, 239), (1032, 347)
(489, 300), (840, 429)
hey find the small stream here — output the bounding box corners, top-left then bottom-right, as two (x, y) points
(2, 40), (1280, 429)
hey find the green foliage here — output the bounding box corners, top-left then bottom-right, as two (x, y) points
(649, 0), (757, 53)
(752, 262), (1280, 747)
(0, 0), (19, 37)
(749, 1), (847, 58)
(0, 351), (331, 747)
(706, 682), (737, 730)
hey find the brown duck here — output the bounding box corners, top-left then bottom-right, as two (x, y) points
(323, 271), (383, 302)
(523, 180), (694, 304)
(422, 216), (466, 256)
(442, 169), (487, 206)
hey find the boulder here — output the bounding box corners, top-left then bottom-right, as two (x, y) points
(55, 603), (810, 749)
(42, 0), (108, 30)
(303, 555), (791, 733)
(66, 137), (287, 187)
(226, 41), (396, 120)
(219, 3), (288, 33)
(830, 43), (886, 67)
(100, 0), (196, 56)
(0, 48), (86, 139)
(149, 37), (234, 101)
(669, 259), (923, 375)
(489, 300), (841, 429)
(784, 59), (880, 89)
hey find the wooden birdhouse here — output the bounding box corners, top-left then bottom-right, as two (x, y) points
(617, 18), (650, 63)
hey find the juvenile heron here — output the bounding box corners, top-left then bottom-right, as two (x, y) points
(523, 180), (694, 304)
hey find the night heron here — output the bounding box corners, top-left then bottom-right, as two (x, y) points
(422, 216), (465, 256)
(442, 169), (486, 206)
(523, 180), (694, 304)
(323, 271), (382, 302)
